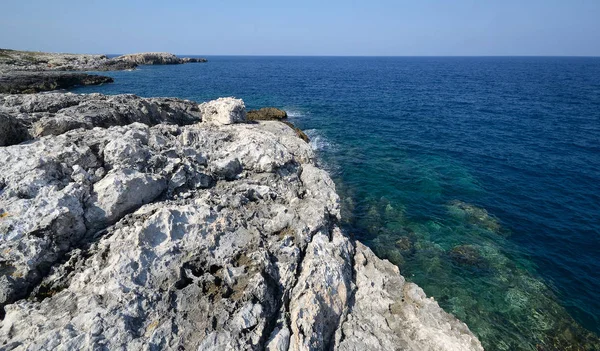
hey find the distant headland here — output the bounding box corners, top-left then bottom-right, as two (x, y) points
(0, 49), (207, 93)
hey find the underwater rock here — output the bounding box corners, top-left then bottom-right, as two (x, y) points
(448, 245), (486, 267)
(395, 236), (414, 253)
(448, 200), (501, 233)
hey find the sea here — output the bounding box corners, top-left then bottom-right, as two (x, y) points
(71, 56), (600, 350)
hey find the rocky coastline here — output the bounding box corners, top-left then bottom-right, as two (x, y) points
(0, 49), (208, 94)
(0, 71), (113, 94)
(0, 92), (484, 350)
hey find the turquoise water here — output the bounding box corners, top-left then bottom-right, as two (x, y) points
(72, 56), (600, 350)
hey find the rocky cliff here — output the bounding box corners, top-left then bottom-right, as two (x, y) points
(0, 93), (483, 350)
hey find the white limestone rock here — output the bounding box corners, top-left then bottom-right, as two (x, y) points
(84, 169), (167, 227)
(199, 97), (247, 125)
(0, 92), (483, 351)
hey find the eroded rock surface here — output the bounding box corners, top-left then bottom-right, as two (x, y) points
(0, 93), (482, 350)
(0, 93), (203, 143)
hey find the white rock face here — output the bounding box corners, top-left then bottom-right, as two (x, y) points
(0, 93), (483, 350)
(199, 97), (247, 125)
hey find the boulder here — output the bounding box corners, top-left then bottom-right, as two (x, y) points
(199, 97), (247, 125)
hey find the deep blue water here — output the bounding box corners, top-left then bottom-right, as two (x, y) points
(73, 56), (600, 350)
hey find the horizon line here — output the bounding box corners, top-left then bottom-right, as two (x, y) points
(113, 54), (600, 58)
(4, 48), (598, 58)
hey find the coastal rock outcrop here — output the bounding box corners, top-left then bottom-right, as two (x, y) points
(115, 52), (208, 65)
(0, 71), (113, 94)
(0, 93), (202, 143)
(181, 57), (208, 63)
(247, 107), (309, 143)
(0, 93), (483, 350)
(0, 49), (137, 72)
(247, 107), (288, 121)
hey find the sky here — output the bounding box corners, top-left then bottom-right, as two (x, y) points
(1, 0), (599, 56)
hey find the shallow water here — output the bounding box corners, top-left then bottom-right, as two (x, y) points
(72, 56), (600, 350)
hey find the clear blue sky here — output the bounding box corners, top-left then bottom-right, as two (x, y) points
(1, 0), (599, 56)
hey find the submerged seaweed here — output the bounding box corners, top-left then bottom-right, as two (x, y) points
(340, 190), (600, 351)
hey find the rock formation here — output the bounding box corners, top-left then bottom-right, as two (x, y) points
(247, 107), (288, 121)
(0, 49), (206, 75)
(0, 49), (137, 72)
(115, 52), (208, 65)
(0, 72), (113, 94)
(0, 49), (209, 94)
(181, 57), (209, 63)
(0, 93), (483, 350)
(247, 107), (309, 143)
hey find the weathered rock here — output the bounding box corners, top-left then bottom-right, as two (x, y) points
(0, 112), (27, 146)
(85, 169), (167, 228)
(94, 58), (138, 71)
(247, 107), (288, 121)
(199, 97), (247, 125)
(0, 93), (203, 143)
(0, 71), (113, 94)
(336, 243), (483, 351)
(282, 121), (310, 143)
(246, 107), (309, 143)
(0, 92), (483, 350)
